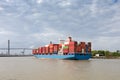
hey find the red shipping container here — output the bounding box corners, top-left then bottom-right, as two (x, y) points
(49, 44), (53, 48)
(88, 48), (91, 52)
(40, 47), (43, 54)
(76, 45), (82, 52)
(69, 41), (78, 53)
(63, 49), (69, 53)
(45, 47), (49, 54)
(69, 41), (77, 48)
(34, 50), (35, 54)
(69, 41), (77, 45)
(88, 42), (91, 47)
(35, 49), (38, 54)
(80, 42), (86, 48)
(81, 48), (86, 54)
(49, 44), (59, 53)
(32, 49), (36, 54)
(87, 42), (91, 52)
(53, 44), (59, 52)
(38, 47), (41, 54)
(69, 47), (76, 53)
(49, 47), (53, 53)
(42, 47), (46, 54)
(80, 44), (86, 54)
(59, 44), (62, 48)
(80, 43), (85, 54)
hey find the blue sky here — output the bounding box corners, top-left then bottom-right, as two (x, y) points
(0, 0), (120, 51)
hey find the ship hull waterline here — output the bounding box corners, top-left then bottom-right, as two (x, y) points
(34, 53), (91, 60)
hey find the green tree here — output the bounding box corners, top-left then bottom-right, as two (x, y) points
(92, 50), (98, 56)
(104, 51), (110, 57)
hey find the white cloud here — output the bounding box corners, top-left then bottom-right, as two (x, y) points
(93, 36), (120, 51)
(36, 0), (43, 4)
(90, 0), (98, 16)
(0, 6), (4, 11)
(58, 0), (71, 7)
(32, 28), (64, 39)
(31, 27), (65, 45)
(0, 28), (17, 47)
(29, 45), (35, 48)
(0, 30), (14, 35)
(6, 0), (13, 3)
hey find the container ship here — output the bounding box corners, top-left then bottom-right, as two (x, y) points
(32, 37), (91, 60)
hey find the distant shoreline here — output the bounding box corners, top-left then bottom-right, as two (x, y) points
(0, 55), (33, 57)
(92, 56), (120, 59)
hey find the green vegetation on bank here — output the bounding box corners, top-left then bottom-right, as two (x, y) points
(92, 50), (120, 58)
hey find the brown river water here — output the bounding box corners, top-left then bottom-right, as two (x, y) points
(0, 57), (120, 80)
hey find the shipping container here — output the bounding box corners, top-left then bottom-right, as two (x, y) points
(42, 47), (46, 54)
(63, 44), (69, 54)
(69, 47), (76, 53)
(85, 45), (88, 53)
(53, 44), (59, 53)
(45, 47), (49, 54)
(76, 45), (82, 53)
(63, 44), (69, 48)
(88, 48), (91, 52)
(69, 41), (77, 45)
(88, 42), (91, 47)
(63, 48), (69, 53)
(87, 42), (91, 52)
(38, 47), (41, 54)
(40, 47), (44, 54)
(32, 49), (36, 54)
(58, 44), (62, 50)
(35, 49), (39, 54)
(81, 48), (85, 53)
(79, 42), (86, 54)
(49, 48), (53, 54)
(49, 44), (54, 54)
(80, 42), (85, 48)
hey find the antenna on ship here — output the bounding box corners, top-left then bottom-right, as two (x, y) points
(50, 41), (52, 44)
(68, 36), (72, 42)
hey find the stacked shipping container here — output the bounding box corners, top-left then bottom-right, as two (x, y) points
(53, 44), (59, 53)
(88, 42), (91, 52)
(69, 41), (77, 54)
(63, 44), (69, 54)
(32, 39), (91, 55)
(49, 44), (53, 54)
(45, 46), (49, 54)
(80, 42), (86, 53)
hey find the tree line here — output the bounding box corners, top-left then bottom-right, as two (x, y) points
(92, 50), (120, 58)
